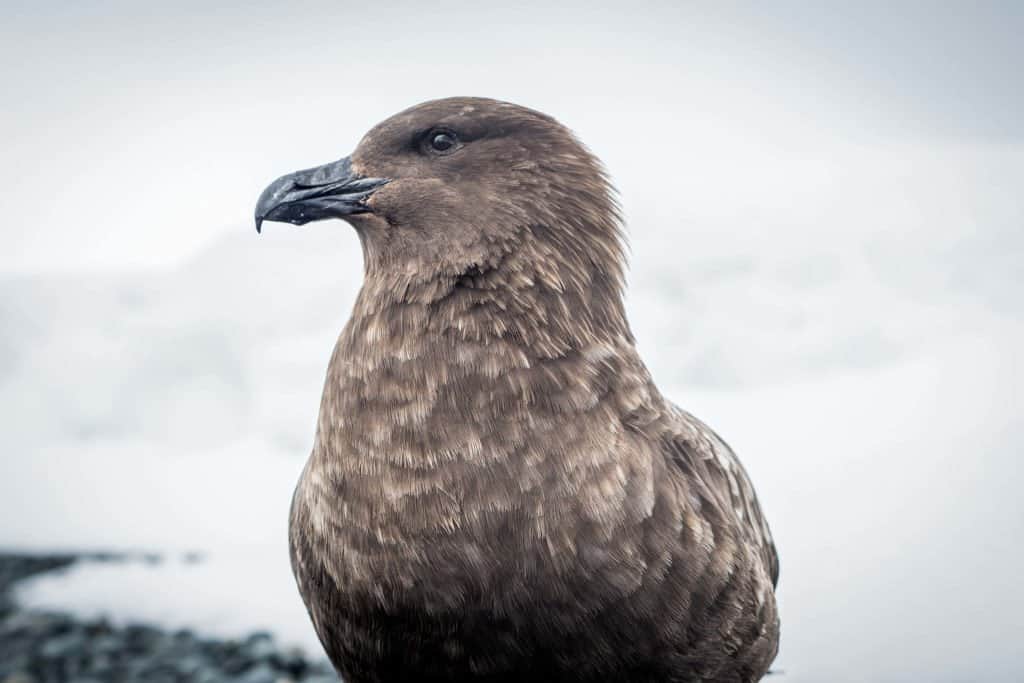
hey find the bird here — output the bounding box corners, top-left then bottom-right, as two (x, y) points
(255, 97), (779, 683)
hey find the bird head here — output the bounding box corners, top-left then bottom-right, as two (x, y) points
(255, 97), (625, 288)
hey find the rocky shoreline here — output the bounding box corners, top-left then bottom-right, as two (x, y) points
(0, 553), (339, 683)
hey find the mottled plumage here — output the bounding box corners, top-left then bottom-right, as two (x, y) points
(258, 97), (779, 682)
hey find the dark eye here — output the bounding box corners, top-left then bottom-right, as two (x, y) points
(426, 129), (459, 154)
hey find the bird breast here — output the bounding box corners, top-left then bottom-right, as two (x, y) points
(291, 317), (665, 611)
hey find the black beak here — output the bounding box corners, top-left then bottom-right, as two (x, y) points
(254, 156), (389, 233)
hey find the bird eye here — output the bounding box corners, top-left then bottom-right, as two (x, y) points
(426, 129), (460, 155)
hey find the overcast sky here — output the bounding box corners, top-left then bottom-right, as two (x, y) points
(1, 0), (1021, 273)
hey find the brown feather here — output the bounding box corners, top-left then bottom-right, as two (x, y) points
(282, 97), (779, 682)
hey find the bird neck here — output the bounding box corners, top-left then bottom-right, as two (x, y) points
(343, 279), (628, 364)
(348, 223), (633, 357)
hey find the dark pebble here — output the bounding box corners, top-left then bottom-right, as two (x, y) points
(0, 553), (340, 683)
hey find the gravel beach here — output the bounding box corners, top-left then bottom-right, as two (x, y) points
(0, 553), (339, 683)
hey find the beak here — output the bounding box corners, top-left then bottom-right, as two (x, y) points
(254, 156), (389, 233)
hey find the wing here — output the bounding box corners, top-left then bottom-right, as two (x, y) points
(661, 404), (779, 588)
